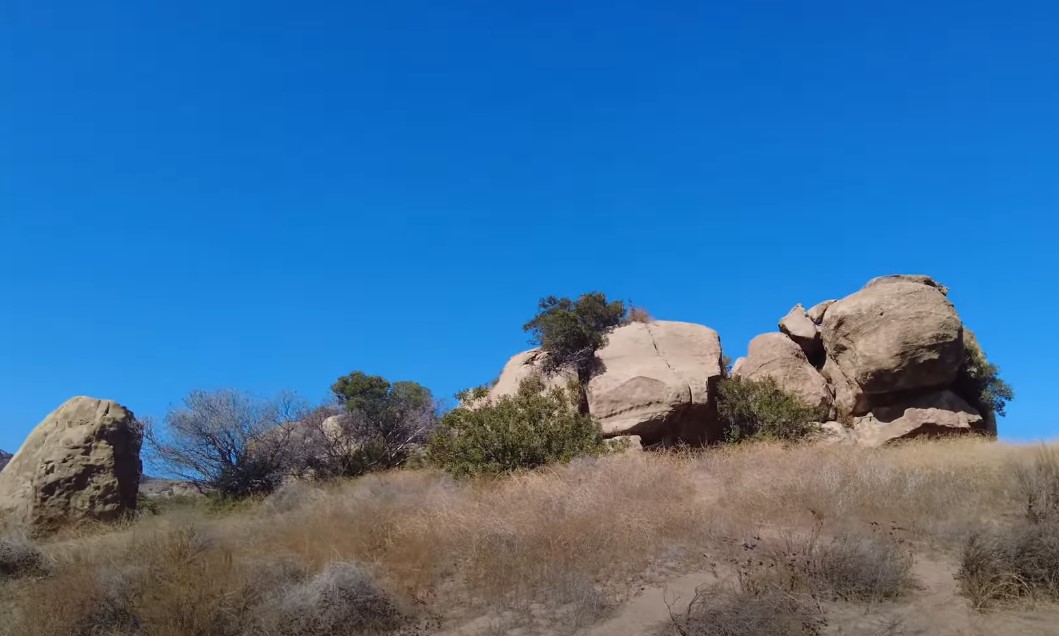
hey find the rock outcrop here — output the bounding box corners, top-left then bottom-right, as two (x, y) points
(0, 397), (143, 533)
(741, 275), (991, 447)
(0, 451), (10, 473)
(489, 321), (724, 445)
(732, 333), (834, 417)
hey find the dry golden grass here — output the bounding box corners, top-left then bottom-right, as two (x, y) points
(1, 439), (1055, 635)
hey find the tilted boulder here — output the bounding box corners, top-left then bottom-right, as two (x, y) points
(587, 321), (724, 444)
(490, 321), (724, 445)
(778, 304), (823, 363)
(806, 300), (835, 325)
(0, 397), (142, 533)
(851, 390), (983, 447)
(733, 333), (834, 418)
(821, 277), (964, 400)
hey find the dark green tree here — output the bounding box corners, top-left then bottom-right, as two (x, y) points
(523, 292), (627, 383)
(954, 334), (1014, 435)
(330, 371), (437, 470)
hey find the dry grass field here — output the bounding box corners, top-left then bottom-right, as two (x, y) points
(4, 439), (1059, 635)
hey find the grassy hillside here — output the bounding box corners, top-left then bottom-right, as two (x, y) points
(3, 439), (1058, 635)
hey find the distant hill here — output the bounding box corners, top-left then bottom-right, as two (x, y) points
(0, 450), (11, 472)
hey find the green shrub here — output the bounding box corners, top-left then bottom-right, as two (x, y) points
(717, 376), (822, 443)
(523, 292), (627, 383)
(426, 379), (610, 477)
(954, 334), (1013, 434)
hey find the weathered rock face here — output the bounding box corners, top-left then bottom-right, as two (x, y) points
(587, 321), (724, 444)
(0, 397), (143, 533)
(0, 451), (11, 473)
(733, 333), (834, 417)
(807, 300), (836, 325)
(489, 349), (576, 397)
(821, 278), (964, 399)
(778, 304), (823, 363)
(851, 390), (983, 447)
(490, 321), (724, 445)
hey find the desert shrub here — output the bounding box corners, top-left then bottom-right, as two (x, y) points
(261, 561), (401, 636)
(426, 378), (610, 477)
(0, 533), (49, 579)
(144, 389), (306, 498)
(737, 522), (913, 603)
(717, 376), (822, 443)
(523, 292), (627, 383)
(1013, 445), (1059, 523)
(954, 334), (1013, 433)
(958, 521), (1059, 609)
(628, 305), (654, 323)
(665, 586), (825, 636)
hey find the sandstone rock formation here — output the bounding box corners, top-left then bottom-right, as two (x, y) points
(732, 333), (833, 417)
(741, 275), (991, 447)
(490, 321), (724, 445)
(0, 397), (143, 533)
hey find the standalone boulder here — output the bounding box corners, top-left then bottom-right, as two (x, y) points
(852, 390), (983, 447)
(821, 278), (964, 398)
(0, 397), (143, 533)
(733, 333), (834, 417)
(587, 321), (724, 444)
(778, 304), (823, 363)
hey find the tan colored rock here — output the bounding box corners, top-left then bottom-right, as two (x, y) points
(733, 333), (834, 417)
(488, 349), (575, 400)
(821, 279), (963, 398)
(807, 300), (836, 325)
(820, 355), (870, 416)
(0, 397), (142, 533)
(587, 321), (724, 444)
(778, 304), (823, 362)
(816, 421), (853, 445)
(865, 274), (949, 296)
(852, 390), (983, 447)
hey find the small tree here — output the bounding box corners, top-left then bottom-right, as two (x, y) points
(523, 292), (627, 383)
(717, 376), (822, 443)
(426, 378), (610, 477)
(954, 335), (1013, 434)
(144, 389), (305, 498)
(329, 371), (438, 472)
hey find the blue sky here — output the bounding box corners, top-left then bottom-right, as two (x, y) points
(2, 0), (1056, 452)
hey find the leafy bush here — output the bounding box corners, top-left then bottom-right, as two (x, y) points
(262, 561), (401, 636)
(523, 292), (627, 383)
(426, 378), (610, 477)
(954, 333), (1013, 433)
(716, 376), (822, 443)
(0, 533), (49, 579)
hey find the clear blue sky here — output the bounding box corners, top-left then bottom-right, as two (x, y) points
(2, 1), (1056, 452)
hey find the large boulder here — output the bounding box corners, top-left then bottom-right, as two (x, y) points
(489, 321), (724, 445)
(0, 397), (143, 534)
(733, 333), (834, 417)
(821, 278), (964, 399)
(806, 300), (836, 325)
(851, 390), (983, 447)
(586, 321), (724, 444)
